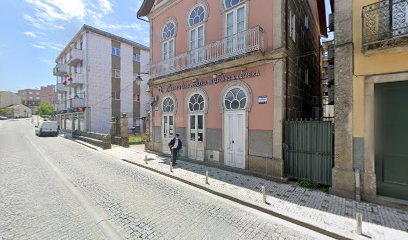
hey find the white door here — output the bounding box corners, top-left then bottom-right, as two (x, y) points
(224, 111), (245, 169)
(162, 114), (175, 153)
(188, 114), (205, 161)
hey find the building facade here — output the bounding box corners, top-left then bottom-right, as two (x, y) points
(333, 0), (408, 206)
(53, 25), (149, 134)
(17, 89), (41, 114)
(139, 0), (327, 178)
(0, 91), (21, 109)
(40, 85), (57, 105)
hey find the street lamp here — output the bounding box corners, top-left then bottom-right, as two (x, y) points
(134, 72), (149, 86)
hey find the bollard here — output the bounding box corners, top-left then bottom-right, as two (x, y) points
(356, 213), (363, 235)
(261, 185), (266, 203)
(170, 162), (173, 172)
(205, 170), (209, 184)
(145, 155), (148, 164)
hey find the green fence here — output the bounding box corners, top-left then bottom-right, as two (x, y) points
(283, 121), (334, 186)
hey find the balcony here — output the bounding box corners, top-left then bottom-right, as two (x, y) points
(56, 83), (67, 92)
(150, 26), (264, 79)
(55, 102), (67, 112)
(53, 64), (67, 76)
(362, 0), (408, 51)
(67, 73), (85, 87)
(67, 48), (83, 65)
(70, 98), (85, 108)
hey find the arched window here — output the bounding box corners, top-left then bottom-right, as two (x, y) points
(189, 5), (206, 27)
(162, 97), (175, 112)
(162, 21), (176, 60)
(189, 93), (205, 112)
(188, 5), (206, 63)
(224, 0), (245, 9)
(162, 21), (176, 40)
(224, 87), (247, 110)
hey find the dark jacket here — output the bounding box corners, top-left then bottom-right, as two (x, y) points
(168, 138), (182, 150)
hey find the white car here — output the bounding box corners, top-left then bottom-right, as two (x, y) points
(35, 121), (59, 137)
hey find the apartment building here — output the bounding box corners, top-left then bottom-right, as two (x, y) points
(40, 85), (57, 105)
(54, 25), (149, 134)
(321, 40), (334, 121)
(0, 91), (21, 109)
(334, 0), (408, 206)
(17, 89), (40, 114)
(138, 0), (327, 179)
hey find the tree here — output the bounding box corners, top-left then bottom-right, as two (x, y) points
(38, 102), (54, 117)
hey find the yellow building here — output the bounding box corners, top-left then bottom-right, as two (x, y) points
(332, 0), (408, 207)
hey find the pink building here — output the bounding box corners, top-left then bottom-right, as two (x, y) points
(138, 0), (327, 179)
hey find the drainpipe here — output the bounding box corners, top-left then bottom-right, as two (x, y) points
(355, 169), (361, 202)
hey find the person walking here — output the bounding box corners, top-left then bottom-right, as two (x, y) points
(168, 134), (182, 165)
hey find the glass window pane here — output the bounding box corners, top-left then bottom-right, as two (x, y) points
(239, 98), (247, 109)
(226, 12), (234, 36)
(237, 89), (246, 100)
(190, 29), (196, 49)
(231, 100), (240, 109)
(198, 115), (203, 142)
(164, 116), (167, 137)
(226, 91), (234, 101)
(225, 100), (231, 109)
(169, 116), (174, 137)
(190, 115), (195, 141)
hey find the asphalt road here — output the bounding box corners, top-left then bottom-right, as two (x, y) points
(0, 119), (332, 240)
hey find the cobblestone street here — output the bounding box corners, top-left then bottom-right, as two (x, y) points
(0, 119), (331, 240)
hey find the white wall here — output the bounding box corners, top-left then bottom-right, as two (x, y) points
(120, 43), (134, 129)
(86, 32), (112, 134)
(139, 49), (150, 118)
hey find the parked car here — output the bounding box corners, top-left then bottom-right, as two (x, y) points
(35, 121), (58, 137)
(0, 116), (8, 120)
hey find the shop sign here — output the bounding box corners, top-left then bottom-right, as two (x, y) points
(258, 96), (267, 104)
(166, 70), (260, 92)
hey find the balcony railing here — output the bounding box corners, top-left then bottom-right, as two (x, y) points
(56, 83), (67, 92)
(67, 73), (85, 86)
(55, 102), (66, 112)
(53, 64), (67, 76)
(71, 98), (85, 108)
(362, 0), (408, 48)
(150, 26), (264, 79)
(67, 48), (83, 65)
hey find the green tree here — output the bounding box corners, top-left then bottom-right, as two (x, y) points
(38, 102), (54, 117)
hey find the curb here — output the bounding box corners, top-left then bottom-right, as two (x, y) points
(120, 158), (352, 240)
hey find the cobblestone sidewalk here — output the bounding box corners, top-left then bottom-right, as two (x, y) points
(100, 145), (408, 240)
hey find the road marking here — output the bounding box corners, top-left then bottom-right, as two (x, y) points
(24, 135), (124, 240)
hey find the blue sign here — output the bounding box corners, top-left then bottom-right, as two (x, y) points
(258, 96), (267, 104)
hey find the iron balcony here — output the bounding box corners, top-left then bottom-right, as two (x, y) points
(150, 26), (264, 79)
(362, 0), (408, 50)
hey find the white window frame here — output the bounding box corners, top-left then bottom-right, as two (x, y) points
(305, 16), (309, 29)
(162, 38), (175, 60)
(112, 47), (120, 56)
(112, 69), (121, 78)
(189, 24), (205, 63)
(289, 10), (296, 42)
(133, 53), (141, 62)
(225, 4), (247, 53)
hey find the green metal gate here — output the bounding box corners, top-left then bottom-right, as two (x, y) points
(283, 121), (334, 186)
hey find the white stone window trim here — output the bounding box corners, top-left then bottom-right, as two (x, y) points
(186, 88), (209, 113)
(187, 3), (209, 28)
(160, 92), (178, 114)
(219, 80), (252, 112)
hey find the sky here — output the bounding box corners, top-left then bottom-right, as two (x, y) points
(0, 0), (149, 92)
(0, 0), (333, 93)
